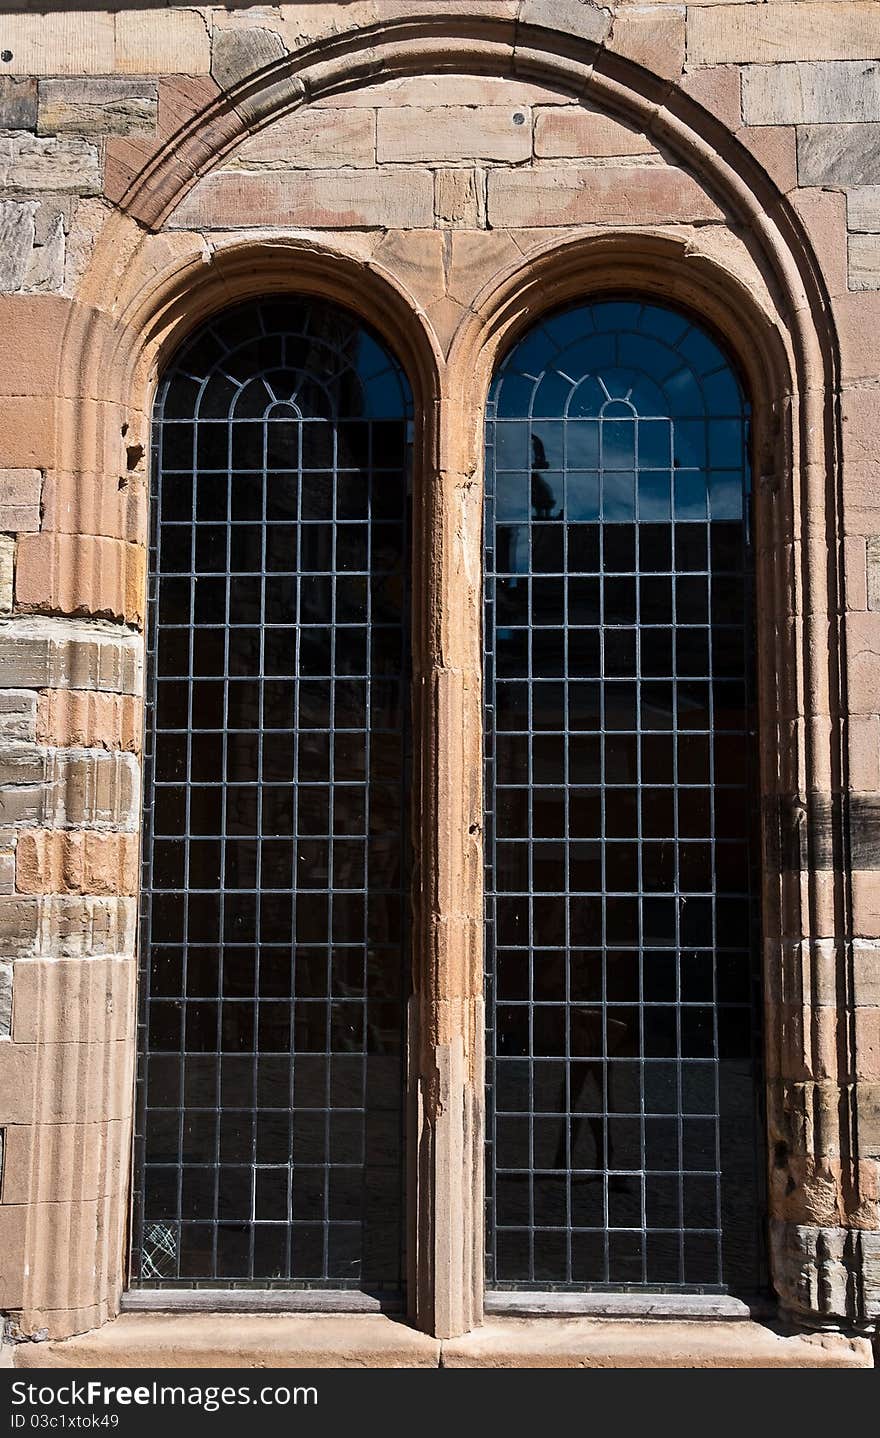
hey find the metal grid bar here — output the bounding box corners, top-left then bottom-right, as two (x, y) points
(132, 298), (412, 1290)
(484, 300), (765, 1294)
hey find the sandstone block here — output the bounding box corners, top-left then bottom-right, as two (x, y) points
(487, 165), (721, 226)
(848, 186), (880, 231)
(377, 106), (532, 164)
(0, 745), (44, 788)
(169, 169), (435, 230)
(1, 137), (101, 197)
(0, 1206), (26, 1307)
(36, 691), (140, 753)
(519, 0), (612, 44)
(867, 536), (880, 610)
(15, 533), (145, 626)
(689, 4), (880, 67)
(1, 1118), (131, 1206)
(116, 9), (211, 77)
(608, 6), (685, 82)
(0, 895), (38, 955)
(435, 168), (486, 228)
(16, 830), (139, 899)
(37, 80), (158, 139)
(798, 125), (880, 187)
(535, 106), (654, 158)
(849, 232), (880, 289)
(28, 894), (137, 960)
(45, 751), (139, 830)
(315, 75), (571, 109)
(0, 618), (142, 696)
(11, 955), (135, 1048)
(232, 108), (375, 170)
(0, 201), (36, 293)
(0, 534), (13, 615)
(0, 784), (45, 829)
(0, 76), (37, 131)
(0, 691), (36, 745)
(0, 13), (115, 76)
(210, 24), (288, 93)
(0, 956), (11, 1036)
(743, 61), (880, 127)
(0, 295), (72, 399)
(0, 469), (41, 532)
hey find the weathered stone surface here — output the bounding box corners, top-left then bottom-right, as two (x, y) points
(232, 108), (375, 169)
(315, 74), (570, 109)
(435, 168), (486, 228)
(0, 13), (115, 76)
(0, 618), (142, 696)
(377, 106), (533, 163)
(488, 165), (722, 226)
(15, 532), (145, 626)
(0, 535), (13, 615)
(169, 168), (435, 230)
(848, 185), (880, 231)
(798, 124), (880, 187)
(0, 201), (36, 293)
(442, 1317), (873, 1368)
(0, 690), (37, 745)
(16, 830), (139, 898)
(690, 3), (880, 66)
(23, 211), (64, 294)
(211, 24), (288, 93)
(0, 76), (37, 131)
(11, 1312), (443, 1369)
(0, 470), (41, 533)
(1, 137), (101, 196)
(535, 105), (655, 157)
(0, 958), (11, 1037)
(44, 751), (139, 830)
(850, 231), (880, 288)
(519, 1), (612, 44)
(115, 9), (211, 77)
(743, 61), (880, 126)
(37, 80), (158, 138)
(36, 690), (140, 753)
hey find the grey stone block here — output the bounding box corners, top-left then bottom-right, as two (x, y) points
(850, 232), (880, 289)
(848, 184), (880, 231)
(1, 136), (101, 197)
(743, 61), (880, 126)
(211, 25), (288, 92)
(797, 123), (880, 187)
(37, 79), (158, 138)
(0, 76), (37, 131)
(518, 0), (611, 44)
(0, 200), (36, 293)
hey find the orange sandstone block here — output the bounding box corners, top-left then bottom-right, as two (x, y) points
(36, 690), (141, 752)
(15, 532), (145, 626)
(16, 830), (139, 898)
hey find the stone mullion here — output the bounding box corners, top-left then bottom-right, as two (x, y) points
(409, 386), (484, 1338)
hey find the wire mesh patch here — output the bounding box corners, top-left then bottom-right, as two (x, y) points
(484, 300), (765, 1294)
(133, 298), (412, 1290)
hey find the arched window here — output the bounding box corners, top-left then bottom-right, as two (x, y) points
(484, 300), (764, 1293)
(134, 298), (411, 1291)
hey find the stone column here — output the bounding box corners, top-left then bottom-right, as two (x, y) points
(408, 396), (485, 1339)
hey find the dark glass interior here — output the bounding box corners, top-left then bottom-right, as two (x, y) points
(484, 300), (765, 1293)
(133, 298), (412, 1290)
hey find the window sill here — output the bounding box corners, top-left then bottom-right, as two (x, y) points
(6, 1313), (873, 1369)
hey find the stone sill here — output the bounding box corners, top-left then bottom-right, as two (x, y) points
(5, 1314), (874, 1369)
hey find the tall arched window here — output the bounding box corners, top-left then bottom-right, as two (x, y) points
(484, 300), (764, 1294)
(133, 298), (411, 1292)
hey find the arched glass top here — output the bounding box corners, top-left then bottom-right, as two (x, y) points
(489, 298), (749, 538)
(156, 296), (413, 428)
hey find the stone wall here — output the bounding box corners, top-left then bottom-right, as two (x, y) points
(0, 1), (878, 1342)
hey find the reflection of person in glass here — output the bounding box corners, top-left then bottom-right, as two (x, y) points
(530, 434), (557, 519)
